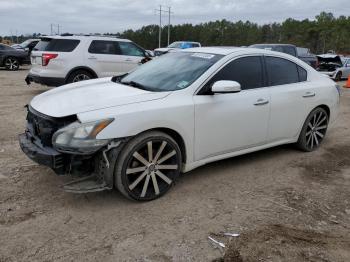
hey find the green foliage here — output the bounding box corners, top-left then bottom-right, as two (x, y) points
(119, 12), (350, 54)
(1, 12), (349, 54)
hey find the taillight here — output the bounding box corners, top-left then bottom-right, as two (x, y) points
(42, 53), (58, 66)
(315, 59), (319, 69)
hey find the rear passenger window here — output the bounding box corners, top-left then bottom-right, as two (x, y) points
(265, 57), (300, 86)
(45, 39), (80, 52)
(88, 40), (121, 55)
(206, 56), (264, 91)
(118, 42), (144, 57)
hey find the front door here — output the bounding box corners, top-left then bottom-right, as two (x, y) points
(86, 40), (125, 77)
(193, 56), (270, 161)
(118, 41), (145, 72)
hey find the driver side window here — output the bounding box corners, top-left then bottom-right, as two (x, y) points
(199, 56), (265, 94)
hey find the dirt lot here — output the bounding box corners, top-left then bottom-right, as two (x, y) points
(0, 67), (349, 262)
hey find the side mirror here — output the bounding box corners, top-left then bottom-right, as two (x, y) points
(211, 80), (241, 94)
(24, 47), (29, 52)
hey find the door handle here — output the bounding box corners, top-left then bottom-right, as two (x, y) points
(125, 58), (133, 62)
(88, 56), (97, 60)
(254, 98), (269, 106)
(303, 92), (316, 98)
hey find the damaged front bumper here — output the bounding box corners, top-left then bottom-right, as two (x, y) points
(19, 132), (65, 174)
(19, 131), (122, 193)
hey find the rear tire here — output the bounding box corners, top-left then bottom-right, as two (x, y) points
(115, 131), (182, 201)
(296, 107), (329, 152)
(335, 72), (342, 82)
(4, 57), (19, 71)
(66, 70), (93, 84)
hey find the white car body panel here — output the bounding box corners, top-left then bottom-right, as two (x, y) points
(29, 47), (340, 173)
(194, 87), (270, 160)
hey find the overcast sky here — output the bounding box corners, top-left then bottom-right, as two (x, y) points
(0, 0), (349, 36)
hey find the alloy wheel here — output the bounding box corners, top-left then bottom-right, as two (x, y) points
(5, 58), (19, 70)
(305, 110), (328, 150)
(124, 139), (180, 200)
(72, 74), (91, 82)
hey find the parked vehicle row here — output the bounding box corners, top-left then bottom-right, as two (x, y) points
(19, 47), (340, 200)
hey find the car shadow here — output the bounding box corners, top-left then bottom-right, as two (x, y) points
(0, 68), (29, 71)
(63, 144), (298, 206)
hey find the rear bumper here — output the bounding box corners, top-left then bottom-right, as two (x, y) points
(318, 71), (336, 78)
(25, 73), (65, 87)
(18, 132), (66, 174)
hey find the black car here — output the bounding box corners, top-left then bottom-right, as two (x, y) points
(0, 43), (29, 71)
(11, 39), (40, 52)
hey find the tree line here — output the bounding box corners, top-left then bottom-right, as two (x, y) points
(1, 12), (349, 54)
(120, 12), (350, 54)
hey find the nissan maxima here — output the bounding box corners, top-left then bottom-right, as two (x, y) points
(19, 47), (340, 201)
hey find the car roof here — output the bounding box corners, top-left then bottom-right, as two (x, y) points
(39, 35), (131, 42)
(171, 41), (200, 44)
(250, 43), (295, 47)
(182, 46), (293, 57)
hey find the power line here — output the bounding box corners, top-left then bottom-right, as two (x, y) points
(155, 5), (173, 48)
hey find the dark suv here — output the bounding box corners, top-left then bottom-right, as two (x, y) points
(250, 44), (318, 68)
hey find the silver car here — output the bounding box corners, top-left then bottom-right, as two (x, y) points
(317, 54), (350, 81)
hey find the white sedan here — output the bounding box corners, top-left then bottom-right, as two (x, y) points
(19, 47), (340, 201)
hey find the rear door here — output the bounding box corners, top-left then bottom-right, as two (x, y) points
(86, 40), (125, 77)
(265, 56), (316, 141)
(118, 41), (145, 72)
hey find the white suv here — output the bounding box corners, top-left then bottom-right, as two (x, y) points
(25, 35), (150, 87)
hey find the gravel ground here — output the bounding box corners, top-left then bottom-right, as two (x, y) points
(0, 67), (349, 262)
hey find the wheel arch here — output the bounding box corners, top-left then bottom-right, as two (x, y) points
(316, 104), (330, 118)
(65, 66), (98, 83)
(139, 127), (187, 164)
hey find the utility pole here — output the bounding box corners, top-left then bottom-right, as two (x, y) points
(50, 24), (60, 35)
(167, 6), (172, 46)
(156, 5), (162, 48)
(155, 5), (173, 48)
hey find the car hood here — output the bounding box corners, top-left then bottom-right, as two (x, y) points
(317, 54), (343, 65)
(30, 77), (171, 118)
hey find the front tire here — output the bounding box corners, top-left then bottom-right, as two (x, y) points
(115, 131), (182, 201)
(4, 57), (19, 71)
(297, 107), (329, 152)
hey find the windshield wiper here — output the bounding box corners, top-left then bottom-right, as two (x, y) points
(122, 81), (148, 90)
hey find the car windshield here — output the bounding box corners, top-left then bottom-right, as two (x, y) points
(167, 42), (183, 48)
(19, 40), (31, 48)
(120, 52), (223, 92)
